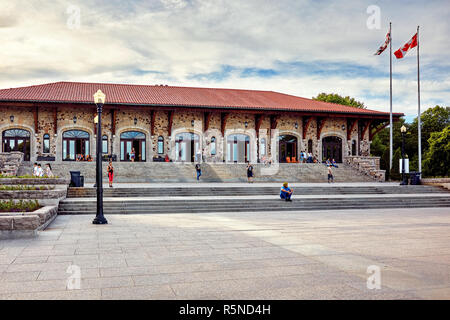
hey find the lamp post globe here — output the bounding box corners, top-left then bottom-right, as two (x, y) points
(92, 89), (108, 225)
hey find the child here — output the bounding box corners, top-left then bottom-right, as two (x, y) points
(33, 163), (38, 176)
(37, 164), (44, 177)
(280, 182), (293, 201)
(45, 163), (54, 177)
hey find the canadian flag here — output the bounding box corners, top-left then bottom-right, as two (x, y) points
(394, 33), (418, 59)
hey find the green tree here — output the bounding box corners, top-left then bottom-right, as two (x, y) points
(423, 126), (450, 177)
(313, 93), (366, 109)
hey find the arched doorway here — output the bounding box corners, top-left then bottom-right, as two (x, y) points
(322, 136), (342, 163)
(62, 130), (90, 161)
(120, 131), (146, 161)
(175, 132), (200, 162)
(227, 134), (250, 163)
(2, 129), (31, 161)
(279, 135), (298, 163)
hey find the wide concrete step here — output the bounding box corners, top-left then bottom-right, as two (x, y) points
(58, 196), (450, 214)
(66, 185), (448, 198)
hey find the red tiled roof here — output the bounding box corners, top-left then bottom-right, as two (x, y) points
(0, 81), (402, 117)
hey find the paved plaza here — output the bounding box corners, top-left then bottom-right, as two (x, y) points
(1, 207), (450, 300)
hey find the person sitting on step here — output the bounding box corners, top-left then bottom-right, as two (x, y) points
(280, 182), (293, 201)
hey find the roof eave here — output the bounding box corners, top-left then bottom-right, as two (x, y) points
(0, 99), (404, 118)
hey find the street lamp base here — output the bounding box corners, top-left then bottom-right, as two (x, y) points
(92, 216), (108, 224)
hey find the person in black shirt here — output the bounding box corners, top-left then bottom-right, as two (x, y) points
(247, 162), (254, 183)
(107, 161), (114, 187)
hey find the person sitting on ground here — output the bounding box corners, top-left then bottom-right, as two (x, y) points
(37, 164), (44, 177)
(164, 154), (169, 162)
(280, 182), (293, 201)
(325, 158), (331, 166)
(33, 162), (39, 176)
(45, 163), (54, 177)
(306, 153), (313, 163)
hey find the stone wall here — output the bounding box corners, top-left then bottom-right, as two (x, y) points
(1, 105), (372, 164)
(0, 205), (58, 239)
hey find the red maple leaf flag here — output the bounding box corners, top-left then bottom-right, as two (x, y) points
(374, 31), (391, 55)
(394, 33), (418, 59)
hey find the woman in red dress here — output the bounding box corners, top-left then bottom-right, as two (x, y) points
(107, 161), (114, 187)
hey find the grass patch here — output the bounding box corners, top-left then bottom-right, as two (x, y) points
(0, 185), (55, 191)
(0, 200), (41, 212)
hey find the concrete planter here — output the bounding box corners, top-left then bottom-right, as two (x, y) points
(0, 187), (67, 200)
(0, 178), (69, 185)
(0, 205), (58, 239)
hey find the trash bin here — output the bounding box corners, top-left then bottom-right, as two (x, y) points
(409, 172), (421, 185)
(69, 171), (84, 187)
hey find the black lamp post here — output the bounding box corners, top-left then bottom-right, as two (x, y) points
(400, 125), (408, 186)
(92, 89), (108, 225)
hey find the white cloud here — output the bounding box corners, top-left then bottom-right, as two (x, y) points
(0, 0), (448, 118)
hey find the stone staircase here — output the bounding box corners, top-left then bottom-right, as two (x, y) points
(21, 162), (376, 183)
(58, 184), (450, 215)
(0, 152), (24, 176)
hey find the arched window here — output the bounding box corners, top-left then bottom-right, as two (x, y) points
(2, 129), (31, 161)
(227, 134), (250, 163)
(120, 131), (146, 161)
(308, 139), (313, 154)
(43, 133), (50, 153)
(175, 132), (200, 162)
(157, 136), (164, 154)
(211, 137), (216, 155)
(260, 138), (266, 156)
(62, 130), (90, 161)
(102, 135), (108, 154)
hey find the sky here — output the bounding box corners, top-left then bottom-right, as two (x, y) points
(0, 0), (449, 122)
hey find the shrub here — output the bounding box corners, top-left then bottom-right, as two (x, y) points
(0, 199), (41, 212)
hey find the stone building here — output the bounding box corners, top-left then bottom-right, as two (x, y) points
(0, 81), (402, 164)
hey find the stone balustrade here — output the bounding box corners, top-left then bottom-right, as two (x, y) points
(0, 151), (24, 176)
(345, 156), (385, 182)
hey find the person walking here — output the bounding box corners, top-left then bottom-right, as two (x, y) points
(107, 161), (114, 187)
(195, 163), (202, 181)
(280, 182), (293, 201)
(246, 162), (254, 183)
(327, 165), (334, 183)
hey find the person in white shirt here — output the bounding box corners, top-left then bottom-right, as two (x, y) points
(37, 164), (44, 177)
(45, 164), (54, 177)
(32, 163), (39, 176)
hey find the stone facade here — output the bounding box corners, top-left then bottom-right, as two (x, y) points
(0, 105), (373, 164)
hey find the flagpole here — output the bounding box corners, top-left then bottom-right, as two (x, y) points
(389, 22), (393, 173)
(417, 25), (422, 176)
